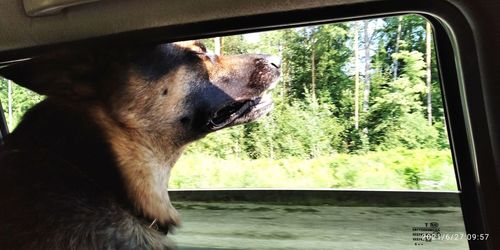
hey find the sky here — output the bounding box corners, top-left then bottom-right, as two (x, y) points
(243, 32), (261, 43)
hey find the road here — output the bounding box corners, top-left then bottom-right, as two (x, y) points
(171, 202), (468, 250)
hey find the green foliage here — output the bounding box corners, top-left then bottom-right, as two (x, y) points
(171, 149), (456, 190)
(184, 125), (247, 159)
(392, 50), (426, 86)
(242, 95), (345, 159)
(367, 49), (434, 150)
(377, 14), (428, 70)
(0, 79), (44, 129)
(186, 93), (344, 160)
(201, 35), (256, 54)
(380, 113), (439, 150)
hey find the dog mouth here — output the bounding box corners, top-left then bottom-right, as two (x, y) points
(206, 94), (274, 131)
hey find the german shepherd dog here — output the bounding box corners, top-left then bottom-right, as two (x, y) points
(0, 41), (280, 249)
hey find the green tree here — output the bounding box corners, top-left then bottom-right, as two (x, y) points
(0, 78), (44, 130)
(367, 50), (438, 149)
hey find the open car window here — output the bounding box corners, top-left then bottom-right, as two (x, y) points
(1, 14), (473, 250)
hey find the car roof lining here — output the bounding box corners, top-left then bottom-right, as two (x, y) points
(0, 0), (371, 61)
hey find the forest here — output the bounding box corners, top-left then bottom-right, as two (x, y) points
(0, 15), (457, 190)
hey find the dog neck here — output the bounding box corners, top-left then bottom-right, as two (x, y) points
(92, 107), (183, 226)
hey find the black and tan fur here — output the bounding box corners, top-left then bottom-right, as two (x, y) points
(0, 41), (280, 249)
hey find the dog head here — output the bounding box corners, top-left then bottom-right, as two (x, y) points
(0, 41), (280, 143)
(0, 41), (280, 227)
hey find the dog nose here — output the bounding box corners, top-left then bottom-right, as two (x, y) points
(266, 56), (281, 69)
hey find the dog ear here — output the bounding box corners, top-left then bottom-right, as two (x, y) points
(173, 40), (207, 54)
(0, 49), (98, 98)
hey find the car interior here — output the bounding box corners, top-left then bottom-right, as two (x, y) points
(0, 0), (499, 249)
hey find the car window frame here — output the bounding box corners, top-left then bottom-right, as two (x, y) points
(0, 1), (497, 249)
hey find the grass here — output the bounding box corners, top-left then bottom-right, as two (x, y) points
(170, 148), (457, 191)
